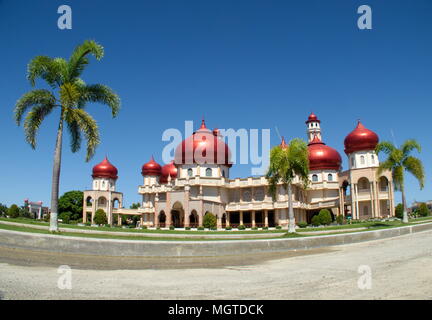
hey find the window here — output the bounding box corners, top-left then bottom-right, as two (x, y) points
(360, 155), (365, 165)
(222, 170), (225, 178)
(187, 168), (193, 177)
(328, 174), (333, 181)
(206, 168), (212, 177)
(371, 154), (375, 163)
(312, 174), (318, 182)
(351, 157), (355, 167)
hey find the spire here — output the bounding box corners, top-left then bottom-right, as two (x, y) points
(280, 136), (287, 149)
(200, 118), (207, 129)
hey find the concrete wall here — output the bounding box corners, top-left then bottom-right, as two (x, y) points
(0, 223), (431, 257)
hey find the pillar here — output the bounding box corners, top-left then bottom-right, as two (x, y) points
(252, 211), (256, 228)
(240, 211), (244, 226)
(264, 210), (268, 227)
(226, 212), (230, 227)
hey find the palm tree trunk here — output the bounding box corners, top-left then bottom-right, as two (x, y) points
(49, 112), (64, 231)
(287, 183), (296, 233)
(401, 185), (409, 223)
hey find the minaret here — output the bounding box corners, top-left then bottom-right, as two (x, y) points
(305, 112), (321, 142)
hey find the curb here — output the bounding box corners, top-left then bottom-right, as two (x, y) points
(0, 222), (431, 257)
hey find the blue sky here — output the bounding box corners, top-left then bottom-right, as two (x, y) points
(0, 0), (431, 207)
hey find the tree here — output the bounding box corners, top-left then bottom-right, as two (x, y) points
(203, 212), (217, 229)
(8, 204), (20, 218)
(14, 40), (120, 231)
(311, 215), (321, 226)
(0, 203), (8, 217)
(417, 203), (430, 217)
(266, 137), (309, 233)
(94, 209), (107, 225)
(318, 209), (332, 225)
(376, 140), (425, 223)
(395, 203), (403, 219)
(58, 190), (83, 221)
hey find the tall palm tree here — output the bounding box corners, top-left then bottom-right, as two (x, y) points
(266, 137), (309, 233)
(375, 140), (424, 223)
(14, 40), (120, 231)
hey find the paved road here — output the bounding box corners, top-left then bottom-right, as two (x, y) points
(0, 230), (432, 300)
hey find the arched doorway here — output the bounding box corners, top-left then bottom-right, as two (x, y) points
(171, 202), (185, 228)
(158, 211), (166, 227)
(189, 210), (199, 228)
(221, 213), (227, 228)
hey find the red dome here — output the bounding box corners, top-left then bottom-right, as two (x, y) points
(306, 112), (320, 124)
(159, 161), (178, 184)
(308, 135), (342, 171)
(92, 157), (118, 180)
(174, 119), (232, 167)
(141, 156), (162, 176)
(344, 121), (379, 154)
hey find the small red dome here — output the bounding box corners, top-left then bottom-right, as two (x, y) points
(159, 161), (178, 184)
(174, 119), (232, 167)
(141, 156), (162, 176)
(306, 112), (320, 124)
(344, 121), (379, 154)
(308, 135), (342, 171)
(92, 157), (118, 180)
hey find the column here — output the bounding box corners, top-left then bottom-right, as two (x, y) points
(264, 210), (269, 227)
(140, 214), (144, 227)
(118, 214), (121, 226)
(252, 211), (256, 228)
(240, 211), (244, 226)
(226, 212), (230, 227)
(375, 181), (381, 218)
(352, 183), (357, 220)
(369, 182), (374, 218)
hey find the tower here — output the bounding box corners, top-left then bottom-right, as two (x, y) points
(305, 112), (321, 142)
(83, 157), (123, 225)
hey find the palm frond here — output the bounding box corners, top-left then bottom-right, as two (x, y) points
(77, 84), (120, 117)
(14, 90), (56, 125)
(23, 104), (56, 148)
(403, 156), (425, 189)
(65, 109), (100, 161)
(67, 120), (82, 153)
(27, 56), (67, 88)
(68, 40), (104, 80)
(401, 139), (421, 157)
(375, 141), (397, 156)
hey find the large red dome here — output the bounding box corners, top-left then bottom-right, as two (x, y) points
(92, 157), (118, 180)
(141, 156), (162, 176)
(344, 121), (379, 154)
(174, 120), (232, 167)
(308, 135), (342, 171)
(159, 161), (178, 184)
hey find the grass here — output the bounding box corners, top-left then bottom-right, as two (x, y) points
(0, 223), (300, 241)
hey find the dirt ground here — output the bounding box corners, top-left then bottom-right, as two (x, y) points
(0, 230), (431, 300)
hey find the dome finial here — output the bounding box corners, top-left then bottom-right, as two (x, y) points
(200, 117), (206, 129)
(280, 136), (287, 149)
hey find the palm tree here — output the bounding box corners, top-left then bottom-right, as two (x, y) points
(375, 140), (425, 223)
(14, 40), (120, 231)
(266, 137), (309, 233)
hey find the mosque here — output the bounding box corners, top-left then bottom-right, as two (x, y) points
(82, 113), (395, 229)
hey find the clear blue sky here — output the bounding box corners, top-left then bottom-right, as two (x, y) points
(0, 0), (431, 208)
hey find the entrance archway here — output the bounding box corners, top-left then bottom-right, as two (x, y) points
(171, 202), (185, 228)
(189, 210), (199, 228)
(158, 211), (166, 227)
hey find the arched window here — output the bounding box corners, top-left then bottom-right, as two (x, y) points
(360, 155), (365, 165)
(371, 154), (375, 163)
(206, 168), (212, 177)
(328, 174), (333, 181)
(312, 174), (318, 182)
(187, 168), (193, 177)
(351, 157), (355, 167)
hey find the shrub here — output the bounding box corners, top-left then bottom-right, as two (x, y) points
(262, 226), (269, 230)
(185, 227), (191, 230)
(225, 226), (232, 230)
(297, 221), (308, 228)
(94, 209), (107, 225)
(238, 225), (246, 230)
(7, 204), (20, 219)
(275, 225), (282, 229)
(85, 221), (91, 226)
(395, 203), (404, 219)
(318, 209), (332, 225)
(59, 211), (72, 224)
(336, 215), (344, 225)
(169, 225), (175, 230)
(197, 226), (204, 230)
(203, 212), (217, 229)
(252, 227), (258, 230)
(418, 203), (430, 217)
(311, 215), (321, 226)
